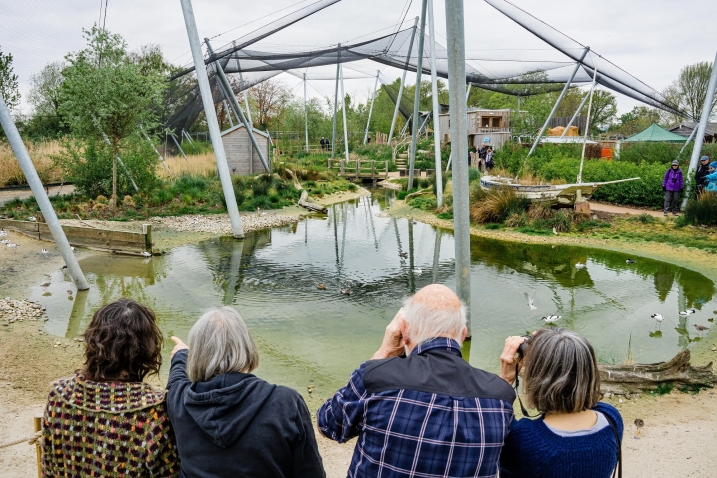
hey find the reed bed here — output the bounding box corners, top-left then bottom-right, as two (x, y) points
(158, 152), (217, 179)
(0, 140), (63, 187)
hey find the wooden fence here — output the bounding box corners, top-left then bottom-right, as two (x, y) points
(327, 159), (389, 180)
(0, 219), (152, 254)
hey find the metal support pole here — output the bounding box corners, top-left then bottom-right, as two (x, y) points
(445, 0), (471, 335)
(677, 126), (698, 159)
(234, 42), (254, 127)
(388, 17), (420, 145)
(364, 70), (380, 144)
(577, 67), (598, 184)
(303, 73), (309, 152)
(683, 50), (717, 208)
(560, 81), (595, 138)
(339, 64), (350, 164)
(428, 0), (444, 206)
(170, 132), (189, 162)
(527, 47), (590, 157)
(140, 128), (170, 172)
(181, 0), (244, 238)
(444, 84), (472, 173)
(223, 99), (235, 127)
(332, 44), (341, 161)
(432, 228), (441, 284)
(408, 0), (429, 191)
(205, 39), (269, 172)
(0, 96), (90, 290)
(182, 129), (195, 146)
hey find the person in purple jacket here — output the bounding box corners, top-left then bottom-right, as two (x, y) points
(663, 160), (684, 216)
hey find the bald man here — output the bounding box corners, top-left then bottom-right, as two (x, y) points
(317, 285), (516, 478)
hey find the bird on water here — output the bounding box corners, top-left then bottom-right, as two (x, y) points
(679, 308), (696, 316)
(542, 315), (561, 323)
(524, 292), (537, 312)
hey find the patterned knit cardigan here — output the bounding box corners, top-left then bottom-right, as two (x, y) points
(42, 375), (179, 477)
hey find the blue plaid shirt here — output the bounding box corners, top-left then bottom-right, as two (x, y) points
(318, 338), (515, 478)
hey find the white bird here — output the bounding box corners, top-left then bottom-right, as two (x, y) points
(542, 315), (561, 323)
(41, 248), (48, 254)
(140, 251), (152, 257)
(552, 227), (558, 236)
(412, 268), (423, 275)
(6, 243), (18, 252)
(28, 216), (37, 222)
(575, 262), (586, 269)
(679, 308), (697, 316)
(0, 229), (6, 237)
(524, 292), (537, 312)
(0, 239), (9, 244)
(651, 314), (664, 322)
(626, 259), (636, 264)
(71, 247), (75, 252)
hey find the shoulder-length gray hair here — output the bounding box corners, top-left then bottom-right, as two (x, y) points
(186, 307), (259, 382)
(523, 328), (601, 414)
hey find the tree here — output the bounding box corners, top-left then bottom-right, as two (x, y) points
(25, 61), (67, 138)
(661, 61), (717, 125)
(0, 45), (20, 110)
(59, 26), (165, 210)
(586, 90), (618, 133)
(609, 106), (660, 137)
(247, 78), (292, 129)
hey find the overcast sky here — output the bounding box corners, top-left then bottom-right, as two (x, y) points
(2, 0), (716, 116)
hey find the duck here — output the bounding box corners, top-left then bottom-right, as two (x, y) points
(140, 251), (152, 257)
(316, 283), (327, 290)
(28, 216), (37, 222)
(340, 288), (350, 295)
(679, 308), (697, 316)
(575, 262), (586, 269)
(400, 252), (409, 259)
(412, 268), (423, 275)
(626, 259), (636, 264)
(542, 315), (561, 323)
(651, 313), (664, 322)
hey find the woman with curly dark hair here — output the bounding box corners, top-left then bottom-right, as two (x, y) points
(42, 298), (179, 477)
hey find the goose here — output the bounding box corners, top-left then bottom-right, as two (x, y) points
(340, 288), (350, 296)
(542, 315), (561, 323)
(626, 259), (636, 264)
(575, 262), (586, 269)
(140, 251), (152, 257)
(412, 268), (423, 275)
(524, 292), (537, 312)
(316, 283), (327, 290)
(679, 308), (697, 316)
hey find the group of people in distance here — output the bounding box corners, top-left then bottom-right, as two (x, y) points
(42, 285), (622, 478)
(470, 144), (494, 171)
(664, 155), (717, 215)
(319, 136), (331, 151)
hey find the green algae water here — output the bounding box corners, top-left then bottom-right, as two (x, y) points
(29, 192), (717, 399)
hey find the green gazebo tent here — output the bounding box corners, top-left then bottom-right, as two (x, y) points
(624, 123), (687, 143)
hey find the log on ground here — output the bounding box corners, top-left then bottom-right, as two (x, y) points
(598, 350), (716, 395)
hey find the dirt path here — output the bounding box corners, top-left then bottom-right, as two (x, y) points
(590, 201), (665, 217)
(0, 185), (75, 206)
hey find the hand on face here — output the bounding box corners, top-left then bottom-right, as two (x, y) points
(371, 308), (406, 360)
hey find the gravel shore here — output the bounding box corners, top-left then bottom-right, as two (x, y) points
(148, 212), (300, 235)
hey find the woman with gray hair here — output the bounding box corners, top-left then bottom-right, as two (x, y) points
(498, 328), (624, 478)
(166, 307), (325, 478)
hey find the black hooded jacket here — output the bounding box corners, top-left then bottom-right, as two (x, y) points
(166, 350), (325, 478)
(697, 162), (711, 187)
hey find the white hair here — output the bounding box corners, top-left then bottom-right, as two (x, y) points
(402, 295), (467, 344)
(186, 307), (259, 382)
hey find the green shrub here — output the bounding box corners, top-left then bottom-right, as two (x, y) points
(683, 192), (717, 226)
(469, 187), (529, 223)
(629, 213), (658, 224)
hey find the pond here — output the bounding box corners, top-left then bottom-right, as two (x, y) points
(30, 191), (717, 399)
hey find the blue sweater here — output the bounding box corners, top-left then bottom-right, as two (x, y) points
(499, 402), (623, 478)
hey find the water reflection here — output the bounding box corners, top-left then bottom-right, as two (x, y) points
(29, 192), (716, 396)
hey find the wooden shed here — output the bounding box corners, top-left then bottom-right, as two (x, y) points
(439, 108), (512, 149)
(668, 121), (717, 144)
(221, 125), (271, 175)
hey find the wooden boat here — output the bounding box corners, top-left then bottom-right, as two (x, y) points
(479, 175), (640, 206)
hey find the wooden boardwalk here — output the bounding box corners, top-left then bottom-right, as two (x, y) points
(328, 159), (389, 180)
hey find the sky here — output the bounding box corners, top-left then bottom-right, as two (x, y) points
(2, 0), (716, 117)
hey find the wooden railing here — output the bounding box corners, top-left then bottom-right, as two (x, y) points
(327, 159), (389, 180)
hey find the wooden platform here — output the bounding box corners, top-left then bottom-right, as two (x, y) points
(0, 219), (153, 255)
(328, 159), (389, 180)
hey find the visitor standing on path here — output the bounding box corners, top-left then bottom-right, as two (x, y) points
(486, 146), (495, 170)
(317, 284), (515, 478)
(696, 155), (711, 195)
(662, 160), (684, 216)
